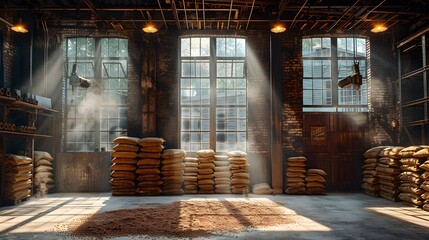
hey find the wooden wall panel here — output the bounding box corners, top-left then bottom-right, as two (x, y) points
(55, 152), (111, 192)
(303, 113), (368, 192)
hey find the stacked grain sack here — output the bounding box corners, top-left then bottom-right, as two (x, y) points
(214, 155), (231, 194)
(306, 169), (327, 194)
(34, 151), (55, 195)
(135, 137), (165, 196)
(4, 154), (32, 203)
(419, 156), (429, 211)
(161, 149), (186, 195)
(361, 146), (386, 197)
(398, 146), (425, 207)
(228, 150), (249, 194)
(183, 157), (199, 194)
(110, 136), (139, 196)
(197, 149), (216, 194)
(284, 156), (307, 194)
(377, 146), (403, 201)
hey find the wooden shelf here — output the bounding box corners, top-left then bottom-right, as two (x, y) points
(0, 96), (58, 114)
(0, 130), (52, 138)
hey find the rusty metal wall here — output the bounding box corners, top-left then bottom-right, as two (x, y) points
(55, 152), (111, 192)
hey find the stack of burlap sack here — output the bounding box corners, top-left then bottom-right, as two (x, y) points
(214, 155), (231, 194)
(377, 147), (403, 201)
(361, 146), (386, 197)
(306, 169), (327, 194)
(418, 154), (429, 211)
(4, 154), (32, 203)
(285, 156), (307, 194)
(398, 146), (425, 207)
(197, 149), (216, 193)
(110, 136), (139, 196)
(161, 149), (186, 195)
(183, 156), (199, 194)
(228, 150), (249, 194)
(135, 137), (165, 195)
(34, 151), (55, 195)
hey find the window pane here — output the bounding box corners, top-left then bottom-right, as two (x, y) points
(181, 38), (190, 57)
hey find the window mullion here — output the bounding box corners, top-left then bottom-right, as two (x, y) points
(210, 38), (217, 151)
(93, 38), (102, 149)
(332, 38), (338, 109)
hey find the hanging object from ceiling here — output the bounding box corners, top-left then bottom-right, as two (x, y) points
(338, 63), (362, 90)
(143, 23), (158, 33)
(69, 63), (91, 95)
(271, 23), (286, 33)
(371, 24), (387, 33)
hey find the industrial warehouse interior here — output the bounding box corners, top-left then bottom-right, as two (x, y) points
(0, 0), (429, 239)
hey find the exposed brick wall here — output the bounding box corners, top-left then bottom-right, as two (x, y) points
(0, 10), (17, 87)
(280, 33), (304, 157)
(368, 32), (400, 146)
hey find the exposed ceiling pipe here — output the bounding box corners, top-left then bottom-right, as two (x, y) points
(182, 0), (189, 29)
(203, 0), (206, 29)
(157, 0), (168, 29)
(227, 0), (234, 29)
(290, 0), (308, 29)
(195, 0), (199, 29)
(245, 0), (255, 30)
(171, 0), (181, 29)
(327, 0), (360, 32)
(82, 0), (107, 28)
(349, 0), (386, 30)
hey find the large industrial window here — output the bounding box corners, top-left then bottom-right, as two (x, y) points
(180, 37), (247, 152)
(63, 37), (128, 152)
(302, 37), (368, 112)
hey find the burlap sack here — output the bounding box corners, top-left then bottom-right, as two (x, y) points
(161, 162), (184, 171)
(287, 156), (307, 162)
(184, 189), (198, 194)
(199, 162), (215, 169)
(138, 152), (162, 158)
(184, 167), (199, 173)
(112, 144), (140, 152)
(230, 169), (248, 174)
(421, 171), (429, 180)
(184, 162), (198, 168)
(7, 164), (32, 174)
(140, 146), (164, 153)
(162, 170), (184, 176)
(162, 158), (184, 165)
(307, 169), (327, 176)
(199, 184), (214, 190)
(113, 158), (138, 165)
(184, 176), (198, 182)
(399, 146), (422, 157)
(362, 163), (377, 169)
(111, 163), (137, 171)
(197, 174), (215, 180)
(378, 157), (401, 166)
(162, 149), (186, 158)
(306, 187), (326, 194)
(231, 178), (249, 185)
(198, 168), (214, 174)
(226, 150), (247, 157)
(376, 166), (401, 174)
(197, 149), (215, 157)
(363, 146), (386, 158)
(307, 182), (325, 188)
(214, 155), (229, 161)
(214, 160), (230, 166)
(214, 166), (230, 172)
(413, 148), (429, 157)
(184, 157), (199, 163)
(362, 183), (380, 191)
(35, 159), (53, 166)
(286, 171), (306, 178)
(399, 185), (425, 195)
(287, 177), (305, 183)
(198, 179), (215, 185)
(400, 165), (421, 172)
(214, 172), (231, 178)
(34, 151), (54, 161)
(163, 183), (183, 189)
(5, 179), (32, 192)
(5, 173), (32, 183)
(110, 179), (135, 187)
(305, 175), (326, 183)
(214, 178), (231, 184)
(287, 167), (306, 173)
(286, 182), (306, 187)
(5, 189), (30, 200)
(112, 151), (138, 159)
(363, 170), (377, 176)
(162, 175), (184, 183)
(35, 165), (53, 172)
(113, 136), (139, 145)
(137, 158), (160, 166)
(138, 181), (163, 187)
(420, 161), (429, 171)
(399, 193), (424, 206)
(198, 157), (215, 163)
(6, 154), (32, 165)
(233, 172), (249, 179)
(400, 158), (422, 166)
(135, 168), (160, 175)
(111, 170), (135, 179)
(136, 174), (161, 181)
(184, 184), (198, 190)
(388, 146), (404, 158)
(138, 137), (165, 147)
(364, 158), (377, 164)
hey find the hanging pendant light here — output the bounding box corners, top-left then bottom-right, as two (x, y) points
(11, 18), (28, 33)
(271, 23), (286, 33)
(371, 24), (387, 33)
(143, 23), (158, 33)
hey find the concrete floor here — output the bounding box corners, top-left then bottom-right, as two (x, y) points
(0, 193), (428, 240)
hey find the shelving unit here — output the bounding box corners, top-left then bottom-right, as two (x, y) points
(0, 95), (57, 206)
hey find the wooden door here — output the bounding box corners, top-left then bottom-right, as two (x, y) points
(303, 112), (368, 192)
